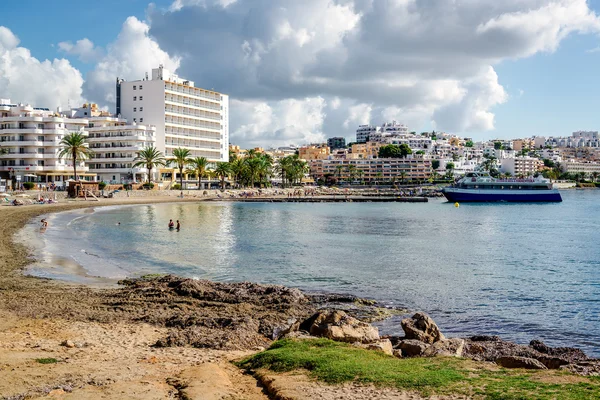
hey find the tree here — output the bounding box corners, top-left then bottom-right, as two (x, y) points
(188, 157), (209, 189)
(378, 144), (412, 158)
(431, 159), (440, 170)
(592, 171), (599, 182)
(348, 164), (357, 182)
(494, 141), (503, 150)
(58, 132), (93, 183)
(169, 148), (192, 190)
(133, 146), (166, 183)
(542, 158), (555, 168)
(399, 171), (407, 184)
(214, 162), (231, 189)
(335, 165), (344, 181)
(446, 162), (455, 171)
(415, 150), (425, 155)
(465, 140), (474, 148)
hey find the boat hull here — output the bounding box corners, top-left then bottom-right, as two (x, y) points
(442, 188), (562, 203)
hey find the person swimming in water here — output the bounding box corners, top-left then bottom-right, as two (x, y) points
(40, 219), (48, 229)
(176, 220), (180, 231)
(168, 219), (174, 229)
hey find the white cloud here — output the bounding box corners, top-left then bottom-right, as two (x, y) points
(0, 26), (84, 110)
(230, 97), (326, 147)
(58, 38), (103, 63)
(147, 0), (600, 145)
(84, 16), (180, 107)
(586, 46), (600, 53)
(343, 103), (372, 129)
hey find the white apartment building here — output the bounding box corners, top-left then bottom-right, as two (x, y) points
(0, 99), (91, 185)
(86, 117), (156, 183)
(561, 160), (600, 175)
(356, 125), (380, 143)
(500, 156), (542, 176)
(116, 65), (229, 163)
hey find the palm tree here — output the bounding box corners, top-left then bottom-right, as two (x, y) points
(214, 162), (230, 190)
(188, 156), (209, 189)
(229, 158), (246, 188)
(169, 148), (191, 189)
(133, 146), (166, 183)
(592, 171), (599, 182)
(58, 132), (93, 182)
(335, 165), (344, 182)
(348, 165), (357, 183)
(399, 171), (407, 184)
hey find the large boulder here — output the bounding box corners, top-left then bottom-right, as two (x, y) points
(363, 339), (394, 356)
(397, 339), (430, 357)
(423, 338), (465, 358)
(307, 310), (380, 344)
(401, 312), (445, 344)
(496, 356), (547, 370)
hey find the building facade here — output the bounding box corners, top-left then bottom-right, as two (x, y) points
(116, 65), (229, 162)
(85, 117), (156, 183)
(0, 99), (91, 185)
(309, 156), (431, 183)
(327, 137), (346, 149)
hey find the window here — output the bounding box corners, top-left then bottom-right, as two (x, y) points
(133, 96), (137, 101)
(133, 86), (137, 90)
(139, 96), (143, 101)
(133, 118), (137, 123)
(133, 107), (137, 112)
(140, 118), (144, 123)
(139, 85), (143, 90)
(139, 107), (143, 111)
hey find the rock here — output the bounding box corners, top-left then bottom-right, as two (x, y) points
(363, 339), (393, 356)
(61, 340), (75, 348)
(273, 318), (300, 339)
(401, 312), (445, 344)
(470, 335), (501, 342)
(398, 339), (430, 357)
(423, 338), (465, 358)
(283, 331), (318, 340)
(496, 356), (548, 370)
(307, 311), (379, 344)
(392, 349), (403, 358)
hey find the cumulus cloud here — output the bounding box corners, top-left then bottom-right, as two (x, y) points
(0, 26), (84, 110)
(84, 16), (180, 107)
(146, 0), (600, 146)
(230, 97), (326, 147)
(58, 38), (103, 63)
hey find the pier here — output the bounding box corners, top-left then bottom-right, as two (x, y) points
(216, 196), (429, 203)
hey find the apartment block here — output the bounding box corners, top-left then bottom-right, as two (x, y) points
(0, 99), (91, 185)
(116, 65), (229, 162)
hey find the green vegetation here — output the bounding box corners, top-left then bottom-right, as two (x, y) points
(431, 159), (440, 170)
(142, 182), (155, 189)
(238, 339), (600, 400)
(58, 132), (93, 182)
(378, 144), (413, 159)
(23, 182), (35, 190)
(133, 146), (166, 183)
(98, 181), (107, 190)
(169, 148), (192, 190)
(36, 358), (59, 364)
(465, 140), (474, 148)
(172, 183), (181, 190)
(188, 156), (209, 189)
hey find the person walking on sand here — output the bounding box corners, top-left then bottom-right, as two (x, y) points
(176, 220), (180, 231)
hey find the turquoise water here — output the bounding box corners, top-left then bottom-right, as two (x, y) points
(25, 191), (600, 356)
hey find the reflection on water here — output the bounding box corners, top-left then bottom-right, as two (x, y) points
(21, 191), (600, 356)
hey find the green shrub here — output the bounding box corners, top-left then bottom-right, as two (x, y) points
(172, 183), (181, 190)
(98, 181), (107, 190)
(23, 182), (35, 190)
(142, 182), (155, 189)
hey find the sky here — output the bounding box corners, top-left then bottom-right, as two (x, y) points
(2, 0), (600, 148)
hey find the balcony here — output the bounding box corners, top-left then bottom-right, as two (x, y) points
(0, 128), (44, 134)
(0, 140), (44, 146)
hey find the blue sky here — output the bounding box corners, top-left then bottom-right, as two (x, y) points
(2, 0), (600, 146)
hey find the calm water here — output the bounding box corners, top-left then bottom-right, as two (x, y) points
(23, 191), (600, 356)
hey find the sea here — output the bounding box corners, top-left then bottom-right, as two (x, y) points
(19, 190), (600, 357)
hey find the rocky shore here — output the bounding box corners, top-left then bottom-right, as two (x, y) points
(0, 198), (598, 399)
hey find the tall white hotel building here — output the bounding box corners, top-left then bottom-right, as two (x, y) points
(116, 65), (229, 164)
